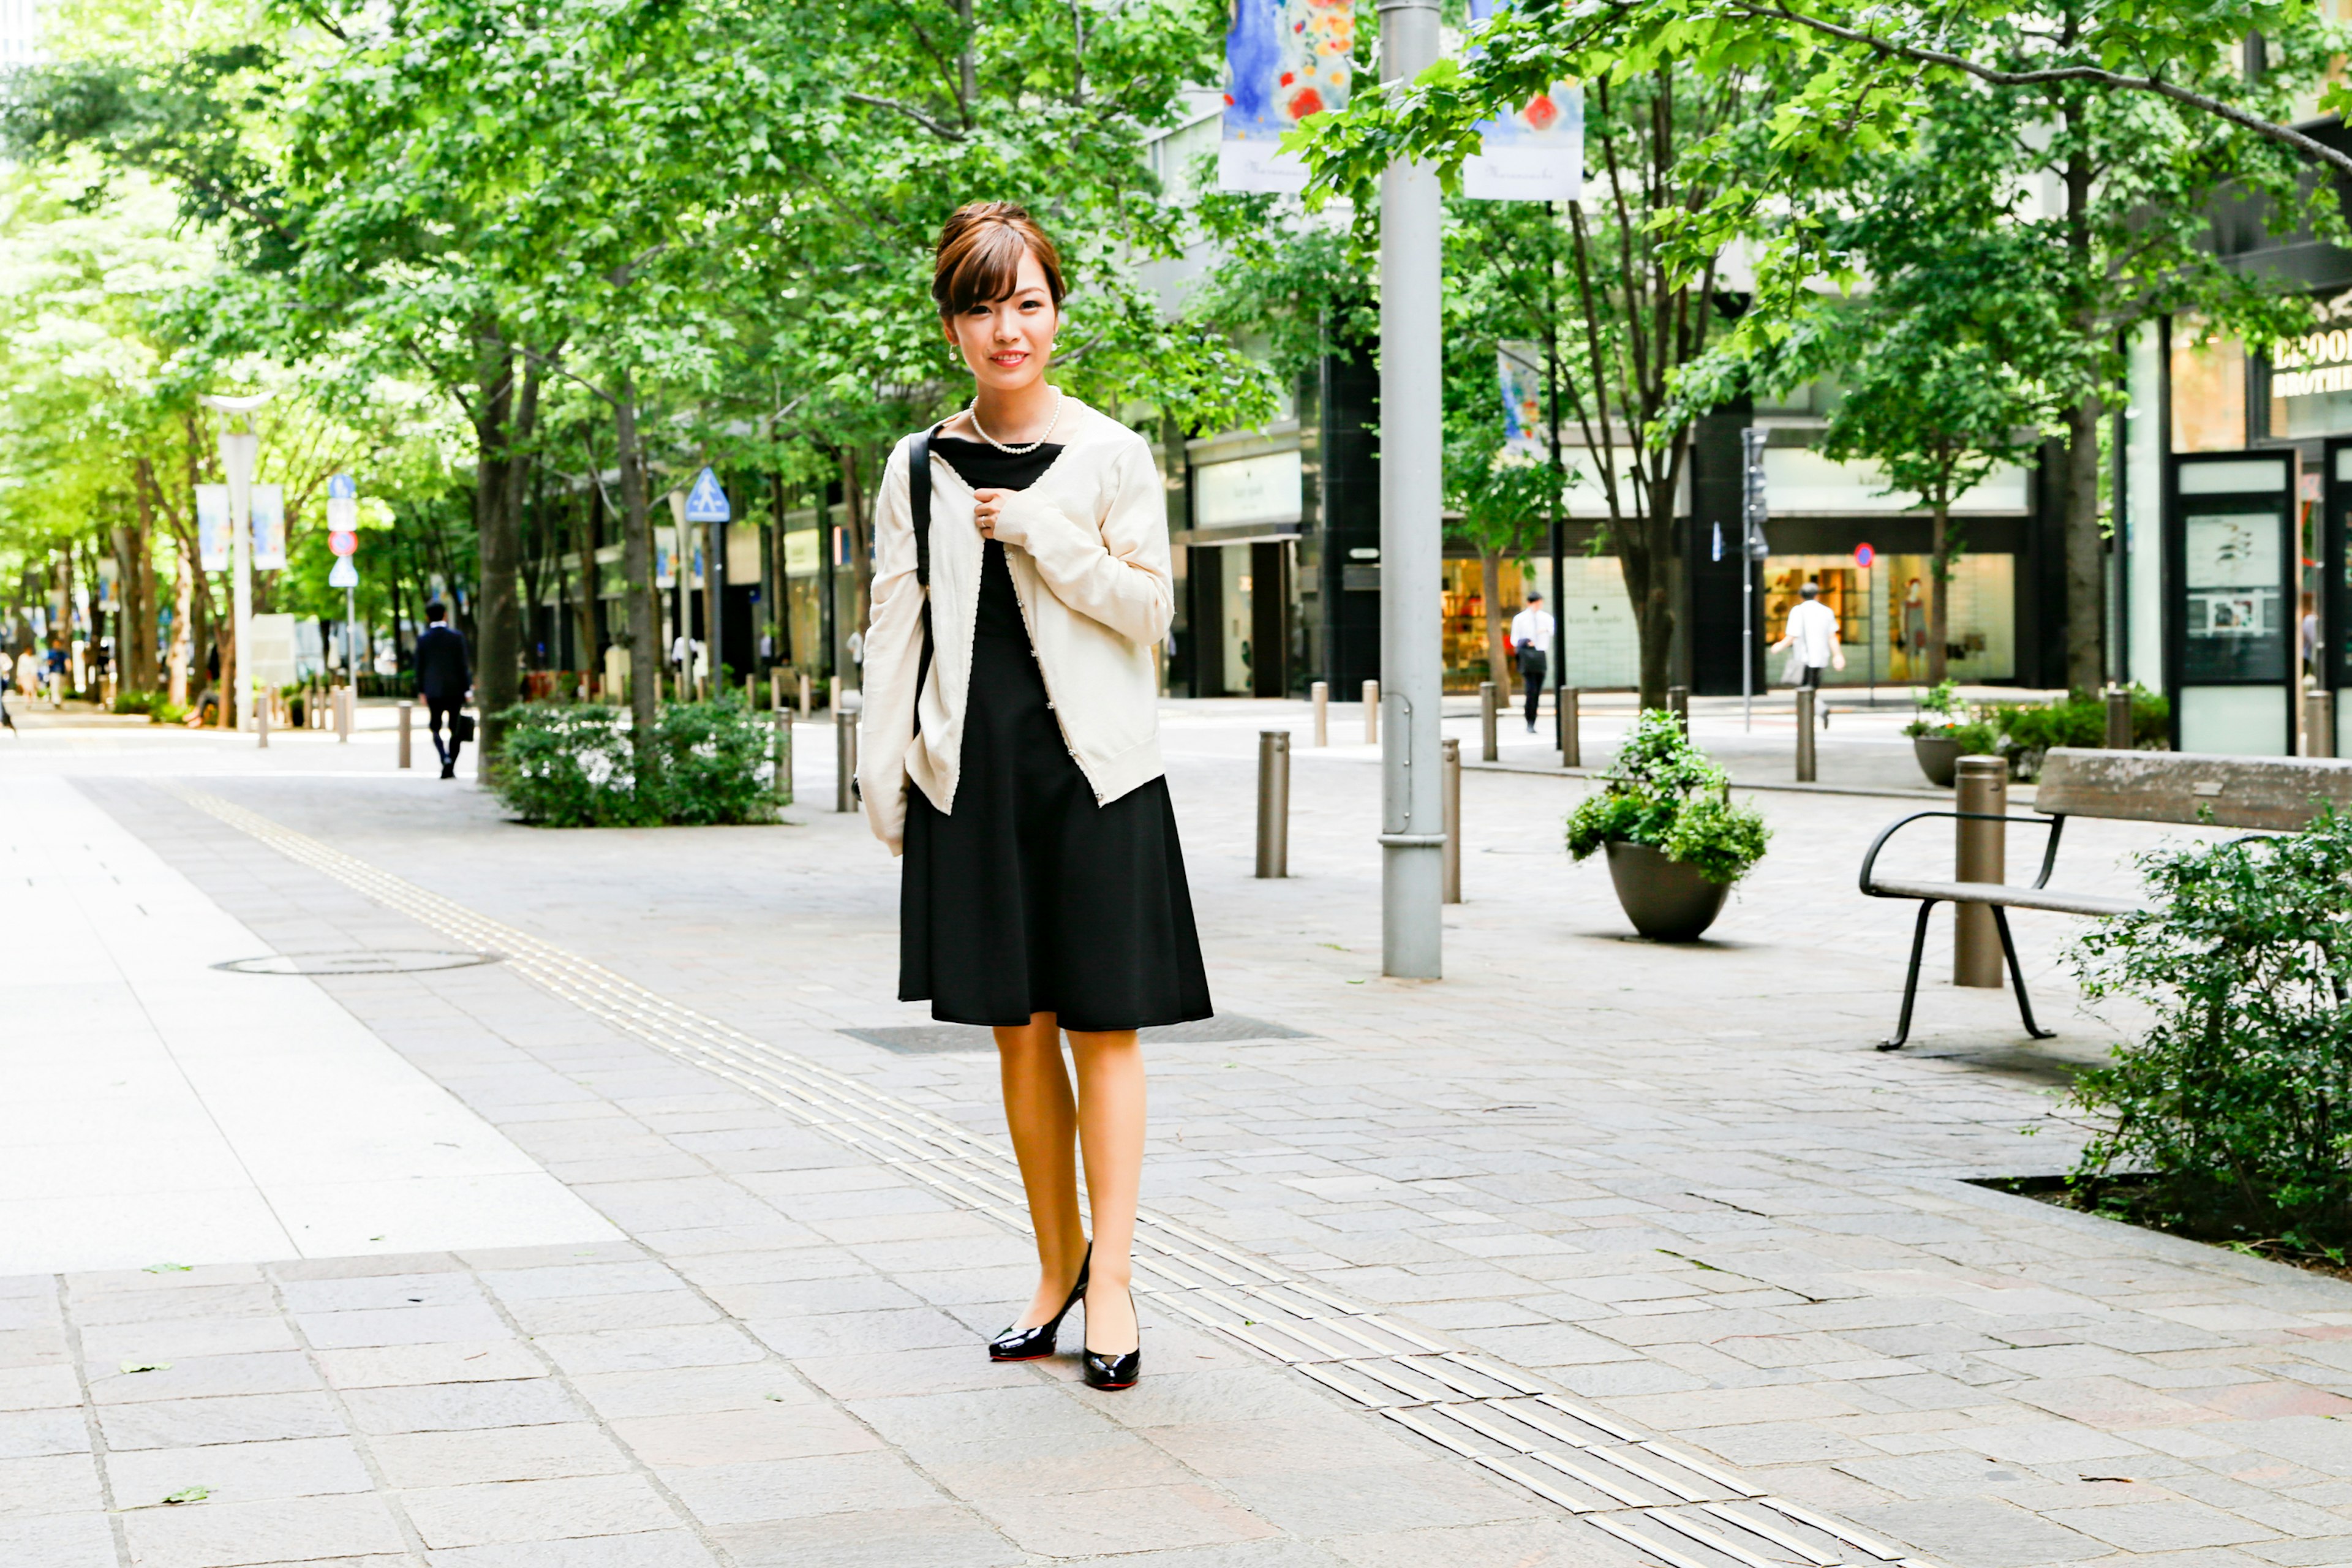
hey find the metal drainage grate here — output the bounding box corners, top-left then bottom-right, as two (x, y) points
(842, 1013), (1315, 1054)
(216, 950), (502, 976)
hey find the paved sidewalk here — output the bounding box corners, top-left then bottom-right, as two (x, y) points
(8, 721), (2350, 1566)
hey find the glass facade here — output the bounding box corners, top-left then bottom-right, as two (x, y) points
(2173, 317), (2247, 453)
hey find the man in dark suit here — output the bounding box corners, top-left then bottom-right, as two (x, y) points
(414, 602), (472, 778)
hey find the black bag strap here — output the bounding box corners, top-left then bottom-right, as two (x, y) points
(910, 429), (935, 739)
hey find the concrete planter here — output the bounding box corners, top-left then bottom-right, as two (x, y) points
(1604, 841), (1732, 943)
(1913, 734), (1961, 788)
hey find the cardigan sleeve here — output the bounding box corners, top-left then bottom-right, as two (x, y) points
(856, 437), (922, 854)
(986, 434), (1173, 648)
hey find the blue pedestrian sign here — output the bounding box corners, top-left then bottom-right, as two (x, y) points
(328, 473), (356, 500)
(683, 467), (730, 523)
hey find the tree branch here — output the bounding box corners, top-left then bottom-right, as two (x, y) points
(843, 91), (967, 141)
(1731, 0), (2352, 181)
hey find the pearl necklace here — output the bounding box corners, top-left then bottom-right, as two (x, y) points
(968, 388), (1065, 455)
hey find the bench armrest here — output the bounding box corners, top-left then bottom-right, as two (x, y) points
(1859, 810), (2067, 899)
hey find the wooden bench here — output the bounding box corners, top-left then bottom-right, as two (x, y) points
(1859, 747), (2352, 1051)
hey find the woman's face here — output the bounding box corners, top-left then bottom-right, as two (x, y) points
(944, 249), (1059, 394)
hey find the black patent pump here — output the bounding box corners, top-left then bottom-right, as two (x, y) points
(987, 1246), (1090, 1362)
(1082, 1286), (1141, 1390)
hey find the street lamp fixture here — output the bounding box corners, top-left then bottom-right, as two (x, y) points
(199, 392), (272, 733)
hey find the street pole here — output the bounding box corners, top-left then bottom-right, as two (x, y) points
(1378, 0), (1444, 980)
(221, 430), (257, 731)
(1741, 426), (1768, 733)
(1545, 208), (1567, 764)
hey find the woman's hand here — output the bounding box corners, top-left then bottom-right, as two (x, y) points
(971, 487), (1004, 540)
(971, 488), (1031, 546)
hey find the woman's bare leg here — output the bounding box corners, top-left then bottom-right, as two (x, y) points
(1066, 1028), (1145, 1354)
(994, 1012), (1088, 1328)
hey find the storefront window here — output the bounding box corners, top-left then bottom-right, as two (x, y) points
(1440, 557), (1534, 689)
(1763, 553), (2015, 685)
(2173, 317), (2247, 453)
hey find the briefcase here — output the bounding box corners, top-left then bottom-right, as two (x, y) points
(453, 712), (477, 744)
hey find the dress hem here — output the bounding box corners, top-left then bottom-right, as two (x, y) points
(900, 995), (1216, 1034)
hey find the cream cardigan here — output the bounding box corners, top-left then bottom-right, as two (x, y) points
(856, 398), (1174, 854)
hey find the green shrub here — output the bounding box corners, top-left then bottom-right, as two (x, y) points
(488, 699), (780, 827)
(2067, 810), (2352, 1251)
(1565, 709), (1770, 884)
(112, 690), (161, 717)
(1992, 685), (2168, 775)
(1902, 680), (1999, 755)
(153, 701), (189, 726)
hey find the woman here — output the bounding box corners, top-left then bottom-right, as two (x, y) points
(858, 203), (1212, 1392)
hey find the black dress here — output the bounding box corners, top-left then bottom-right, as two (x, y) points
(899, 436), (1213, 1033)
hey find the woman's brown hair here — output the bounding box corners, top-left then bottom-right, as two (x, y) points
(933, 202), (1066, 318)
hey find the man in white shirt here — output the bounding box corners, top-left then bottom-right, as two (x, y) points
(1508, 592), (1556, 734)
(1773, 581), (1844, 700)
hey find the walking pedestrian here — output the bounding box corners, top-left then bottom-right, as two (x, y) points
(1773, 580), (1844, 707)
(858, 202), (1211, 1394)
(1508, 590), (1554, 734)
(413, 601), (472, 778)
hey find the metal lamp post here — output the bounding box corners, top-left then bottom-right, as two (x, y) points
(1377, 0), (1445, 979)
(200, 392), (270, 730)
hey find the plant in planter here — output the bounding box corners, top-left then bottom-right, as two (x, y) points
(1565, 710), (1770, 940)
(1902, 680), (1998, 786)
(2064, 810), (2352, 1262)
(1990, 684), (2169, 778)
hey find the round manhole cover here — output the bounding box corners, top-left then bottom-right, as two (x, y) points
(215, 951), (502, 976)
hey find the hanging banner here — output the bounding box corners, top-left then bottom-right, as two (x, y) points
(250, 483), (287, 570)
(1498, 341), (1547, 460)
(96, 558), (119, 614)
(1461, 0), (1582, 202)
(196, 484), (231, 571)
(1218, 0), (1355, 194)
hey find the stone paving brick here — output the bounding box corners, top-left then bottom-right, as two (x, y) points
(421, 1533), (723, 1568)
(0, 1363), (82, 1409)
(710, 1502), (1021, 1568)
(116, 1493), (407, 1568)
(98, 1391), (350, 1450)
(104, 1435), (374, 1507)
(368, 1421), (635, 1487)
(976, 1482), (1286, 1558)
(314, 1340), (545, 1389)
(606, 1400), (884, 1464)
(339, 1377), (584, 1434)
(401, 1472), (682, 1547)
(657, 1449), (944, 1525)
(0, 1452), (104, 1516)
(0, 1512), (118, 1568)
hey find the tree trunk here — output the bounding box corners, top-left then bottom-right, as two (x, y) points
(2063, 392), (2105, 695)
(167, 551), (192, 707)
(575, 483), (601, 698)
(615, 376), (660, 760)
(1618, 502), (1677, 710)
(474, 348), (530, 766)
(1928, 500), (1950, 687)
(1480, 548), (1512, 701)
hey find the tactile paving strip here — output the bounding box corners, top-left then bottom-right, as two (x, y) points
(172, 786), (1942, 1568)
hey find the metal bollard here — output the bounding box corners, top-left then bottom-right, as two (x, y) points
(1561, 687), (1580, 767)
(398, 701), (413, 769)
(798, 671), (812, 717)
(1311, 680), (1329, 747)
(1478, 681), (1498, 763)
(1668, 685), (1689, 732)
(1255, 729), (1289, 878)
(1795, 688), (1816, 781)
(835, 711), (857, 813)
(1441, 737), (1461, 903)
(341, 686), (355, 744)
(774, 706), (794, 805)
(1954, 755), (2007, 988)
(1363, 679), (1379, 745)
(2305, 688), (2334, 759)
(745, 674), (755, 708)
(2105, 685), (2132, 749)
(770, 669), (783, 715)
(256, 691), (270, 748)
